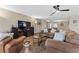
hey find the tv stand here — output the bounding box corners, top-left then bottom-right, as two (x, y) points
(11, 21), (34, 39)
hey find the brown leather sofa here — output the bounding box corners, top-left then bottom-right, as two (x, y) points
(45, 31), (79, 53)
(4, 36), (26, 53)
(0, 37), (12, 53)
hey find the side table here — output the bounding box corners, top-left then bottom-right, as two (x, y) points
(23, 41), (30, 53)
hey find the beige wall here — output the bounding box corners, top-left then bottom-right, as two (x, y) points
(53, 17), (79, 34)
(0, 8), (35, 32)
(69, 17), (79, 34)
(2, 8), (79, 34)
(0, 8), (47, 33)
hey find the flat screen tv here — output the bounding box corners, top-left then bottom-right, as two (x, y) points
(18, 20), (31, 29)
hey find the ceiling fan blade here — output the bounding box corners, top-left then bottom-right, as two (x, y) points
(49, 11), (57, 16)
(60, 9), (70, 11)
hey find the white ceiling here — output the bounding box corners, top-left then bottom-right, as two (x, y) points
(0, 5), (79, 20)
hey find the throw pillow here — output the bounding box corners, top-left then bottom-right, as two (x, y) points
(0, 33), (14, 41)
(53, 31), (66, 41)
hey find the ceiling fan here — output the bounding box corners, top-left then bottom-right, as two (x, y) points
(49, 5), (70, 16)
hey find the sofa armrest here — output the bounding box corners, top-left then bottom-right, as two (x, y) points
(45, 39), (79, 52)
(15, 36), (26, 43)
(0, 37), (12, 53)
(5, 36), (26, 53)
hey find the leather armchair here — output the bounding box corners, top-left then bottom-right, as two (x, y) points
(5, 36), (26, 53)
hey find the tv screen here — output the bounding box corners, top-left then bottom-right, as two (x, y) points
(18, 20), (31, 29)
(18, 21), (26, 29)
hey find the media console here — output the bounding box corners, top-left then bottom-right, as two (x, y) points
(11, 21), (34, 39)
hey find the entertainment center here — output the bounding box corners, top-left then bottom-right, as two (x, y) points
(11, 20), (34, 39)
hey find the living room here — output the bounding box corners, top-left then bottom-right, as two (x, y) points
(0, 5), (79, 53)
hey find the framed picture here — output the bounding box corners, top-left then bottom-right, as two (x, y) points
(60, 23), (64, 27)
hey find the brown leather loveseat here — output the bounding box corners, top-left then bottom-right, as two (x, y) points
(0, 37), (12, 53)
(4, 36), (26, 53)
(45, 31), (79, 53)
